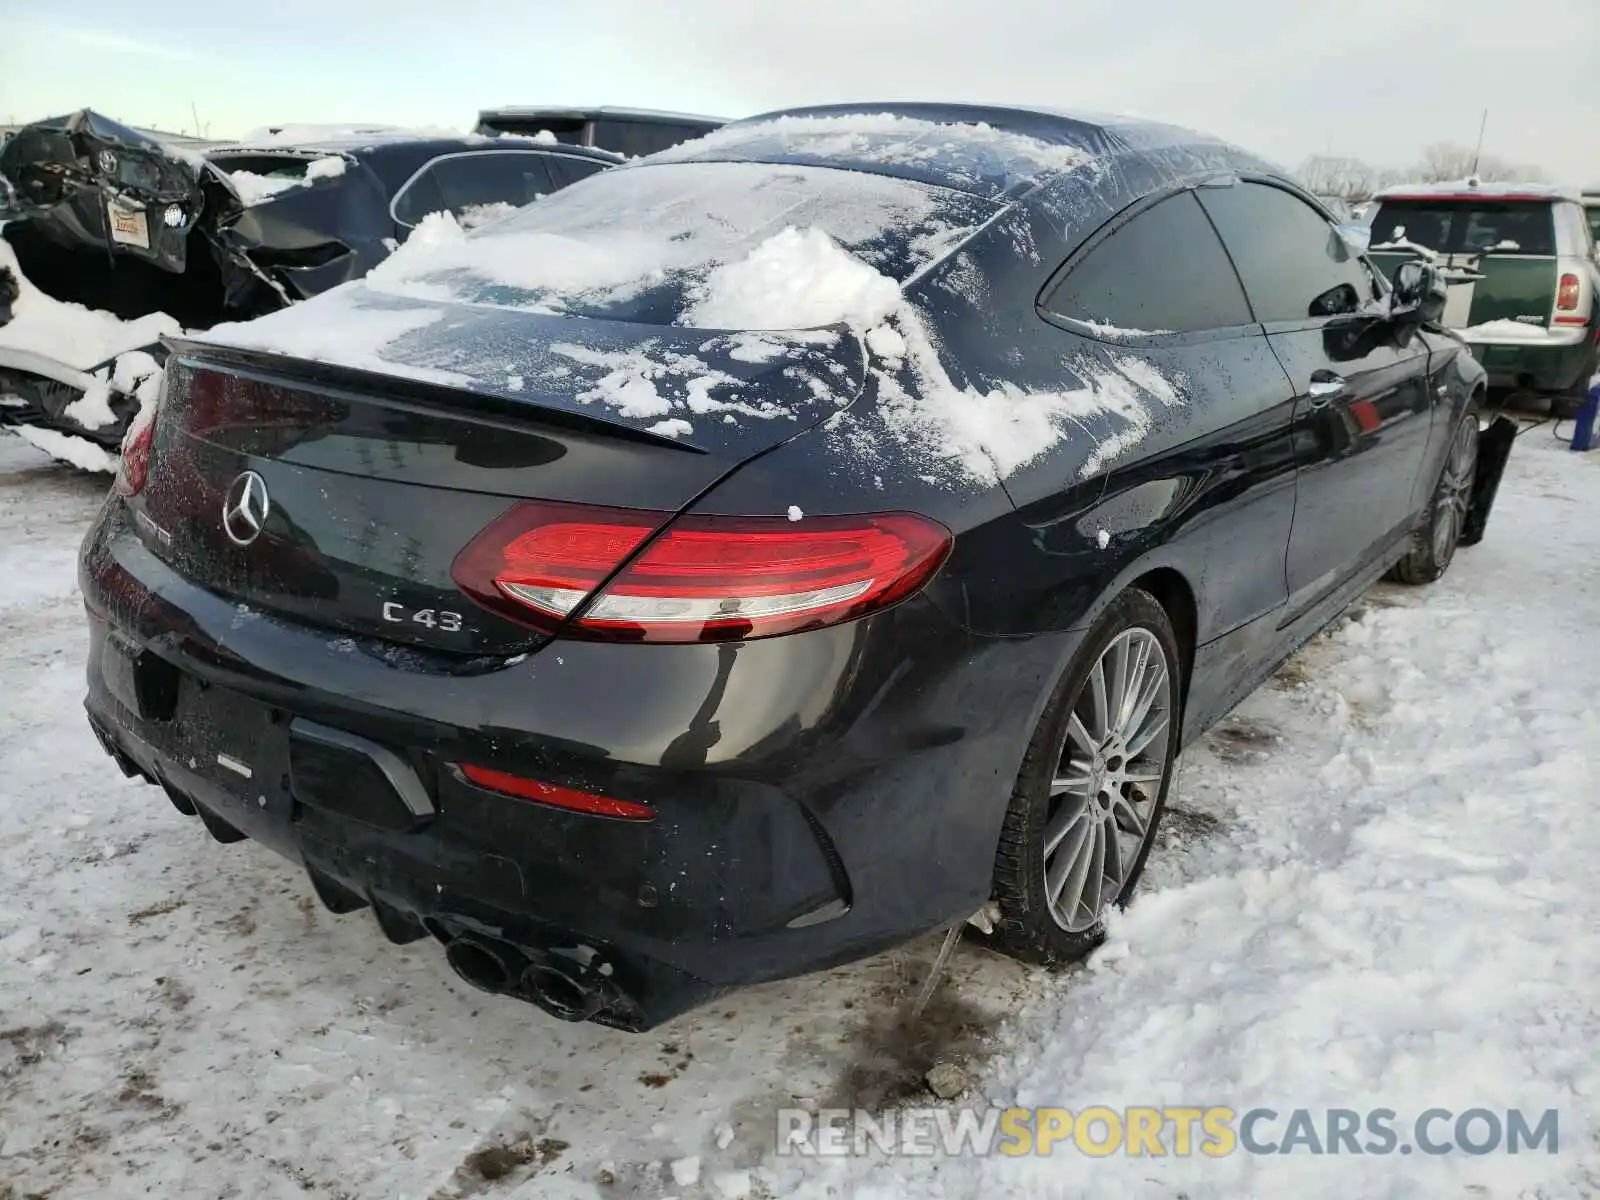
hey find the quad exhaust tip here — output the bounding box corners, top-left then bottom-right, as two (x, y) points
(443, 934), (614, 1024)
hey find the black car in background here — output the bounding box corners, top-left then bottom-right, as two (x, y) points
(0, 110), (621, 453)
(79, 104), (1505, 1031)
(473, 106), (725, 156)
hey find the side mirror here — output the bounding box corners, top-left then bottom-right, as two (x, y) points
(1391, 261), (1447, 327)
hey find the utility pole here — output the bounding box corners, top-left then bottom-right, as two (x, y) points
(1469, 109), (1488, 176)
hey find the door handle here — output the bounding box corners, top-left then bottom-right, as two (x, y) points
(1307, 374), (1346, 407)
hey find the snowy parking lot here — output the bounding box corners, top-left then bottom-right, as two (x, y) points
(1, 425), (1597, 1199)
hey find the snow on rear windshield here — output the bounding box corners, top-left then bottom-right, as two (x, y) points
(359, 161), (1001, 328)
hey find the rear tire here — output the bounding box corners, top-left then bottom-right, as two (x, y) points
(1388, 399), (1480, 586)
(991, 588), (1181, 965)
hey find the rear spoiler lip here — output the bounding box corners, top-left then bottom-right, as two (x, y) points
(160, 335), (711, 454)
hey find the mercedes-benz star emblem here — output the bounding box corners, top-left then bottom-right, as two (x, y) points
(222, 471), (271, 547)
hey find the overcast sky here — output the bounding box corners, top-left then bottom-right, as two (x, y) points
(4, 0), (1597, 182)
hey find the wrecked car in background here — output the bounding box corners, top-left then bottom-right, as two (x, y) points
(0, 109), (624, 465)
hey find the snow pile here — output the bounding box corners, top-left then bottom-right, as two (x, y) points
(1460, 318), (1551, 341)
(226, 156), (348, 205)
(455, 201), (519, 231)
(305, 156), (347, 181)
(0, 241), (179, 371)
(60, 350), (165, 431)
(7, 425), (118, 472)
(683, 226), (901, 331)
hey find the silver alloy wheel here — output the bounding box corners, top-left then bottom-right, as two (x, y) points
(1043, 628), (1173, 932)
(1432, 415), (1478, 561)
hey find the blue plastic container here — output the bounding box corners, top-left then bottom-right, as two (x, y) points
(1573, 380), (1599, 452)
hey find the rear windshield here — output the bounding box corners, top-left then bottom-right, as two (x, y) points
(1367, 199), (1556, 256)
(363, 160), (999, 326)
(475, 116), (586, 145)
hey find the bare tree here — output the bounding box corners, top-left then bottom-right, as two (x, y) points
(1295, 155), (1406, 202)
(1416, 141), (1546, 184)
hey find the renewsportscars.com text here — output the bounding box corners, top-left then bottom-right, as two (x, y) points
(776, 1106), (1559, 1158)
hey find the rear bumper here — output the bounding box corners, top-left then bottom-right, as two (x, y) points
(1465, 327), (1598, 392)
(80, 499), (1069, 1029)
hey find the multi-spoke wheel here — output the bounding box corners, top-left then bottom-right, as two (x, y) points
(991, 587), (1181, 963)
(1389, 400), (1480, 586)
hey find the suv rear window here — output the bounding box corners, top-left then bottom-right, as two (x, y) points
(1367, 199), (1556, 256)
(591, 120), (711, 157)
(475, 116), (586, 145)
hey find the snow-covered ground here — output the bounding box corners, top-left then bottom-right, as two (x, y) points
(1, 425), (1597, 1198)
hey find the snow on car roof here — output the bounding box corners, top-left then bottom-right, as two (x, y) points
(1375, 179), (1584, 202)
(654, 103), (1262, 201)
(652, 107), (1101, 200)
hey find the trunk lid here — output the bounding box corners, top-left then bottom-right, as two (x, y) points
(136, 313), (863, 656)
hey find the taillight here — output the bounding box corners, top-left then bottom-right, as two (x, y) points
(451, 500), (952, 643)
(113, 408), (156, 497)
(457, 764), (654, 820)
(1556, 273), (1581, 311)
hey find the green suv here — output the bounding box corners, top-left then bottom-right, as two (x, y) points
(1366, 182), (1600, 411)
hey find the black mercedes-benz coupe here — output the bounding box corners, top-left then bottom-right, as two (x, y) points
(79, 104), (1507, 1030)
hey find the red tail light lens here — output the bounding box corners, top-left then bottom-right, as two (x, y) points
(1556, 273), (1581, 311)
(452, 500), (952, 643)
(458, 764), (654, 820)
(113, 408), (156, 497)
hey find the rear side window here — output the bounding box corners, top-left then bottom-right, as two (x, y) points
(1554, 202), (1594, 255)
(1042, 191), (1253, 334)
(393, 152), (555, 226)
(1366, 199), (1557, 256)
(1199, 182), (1375, 325)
